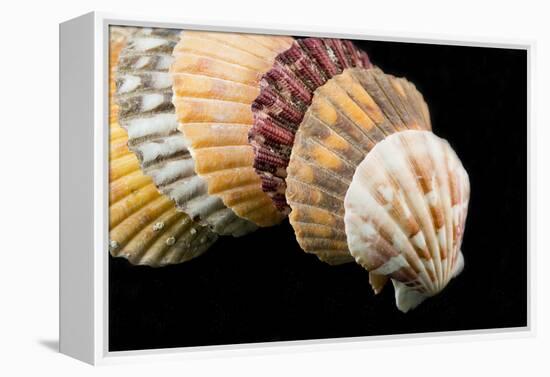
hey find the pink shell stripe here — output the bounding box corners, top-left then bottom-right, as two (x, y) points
(249, 38), (372, 214)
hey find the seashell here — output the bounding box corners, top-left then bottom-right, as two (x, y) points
(170, 31), (294, 227)
(109, 121), (217, 267)
(344, 130), (469, 312)
(109, 29), (217, 267)
(286, 67), (432, 265)
(110, 26), (137, 123)
(249, 38), (372, 214)
(115, 28), (257, 236)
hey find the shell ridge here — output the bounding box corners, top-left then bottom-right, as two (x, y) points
(440, 137), (468, 282)
(171, 51), (263, 82)
(117, 29), (257, 237)
(195, 32), (288, 62)
(398, 79), (429, 129)
(115, 208), (182, 261)
(109, 183), (162, 228)
(309, 88), (379, 153)
(429, 134), (455, 284)
(286, 196), (345, 220)
(334, 69), (389, 144)
(171, 71), (259, 91)
(405, 79), (430, 128)
(109, 176), (153, 207)
(250, 40), (373, 213)
(175, 34), (276, 70)
(364, 148), (442, 286)
(130, 209), (184, 259)
(357, 69), (408, 134)
(295, 126), (362, 180)
(138, 146), (191, 170)
(371, 71), (414, 129)
(380, 74), (423, 129)
(347, 177), (436, 291)
(364, 134), (439, 291)
(286, 178), (345, 216)
(158, 218), (205, 265)
(132, 211), (191, 264)
(290, 220), (347, 237)
(372, 71), (424, 131)
(110, 28), (217, 266)
(109, 171), (150, 204)
(394, 133), (444, 289)
(291, 153), (352, 187)
(286, 170), (346, 207)
(411, 132), (455, 288)
(240, 34), (287, 54)
(174, 95), (255, 107)
(111, 195), (174, 251)
(321, 72), (392, 149)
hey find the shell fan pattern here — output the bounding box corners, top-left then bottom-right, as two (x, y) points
(107, 29), (470, 311)
(109, 27), (217, 267)
(170, 31), (294, 227)
(344, 130), (469, 312)
(249, 38), (372, 214)
(286, 67), (432, 266)
(115, 28), (257, 237)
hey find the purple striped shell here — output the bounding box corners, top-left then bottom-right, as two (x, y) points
(249, 38), (372, 214)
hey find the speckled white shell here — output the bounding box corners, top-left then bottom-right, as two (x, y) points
(344, 130), (469, 312)
(115, 28), (257, 237)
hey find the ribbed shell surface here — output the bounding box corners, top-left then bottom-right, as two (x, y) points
(115, 28), (257, 237)
(344, 130), (469, 312)
(286, 67), (432, 265)
(249, 38), (372, 214)
(170, 31), (294, 227)
(109, 29), (217, 267)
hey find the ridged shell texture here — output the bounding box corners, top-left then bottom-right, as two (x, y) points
(109, 28), (217, 266)
(286, 67), (432, 265)
(344, 130), (469, 312)
(115, 28), (257, 236)
(249, 38), (372, 214)
(170, 31), (294, 227)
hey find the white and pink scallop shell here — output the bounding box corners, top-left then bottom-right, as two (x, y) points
(344, 130), (470, 312)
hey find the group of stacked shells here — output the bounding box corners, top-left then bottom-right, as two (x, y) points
(109, 26), (470, 313)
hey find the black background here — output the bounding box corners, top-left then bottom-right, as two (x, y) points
(109, 38), (528, 351)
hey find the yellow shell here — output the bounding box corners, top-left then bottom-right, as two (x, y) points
(286, 67), (432, 265)
(170, 31), (294, 227)
(109, 28), (217, 267)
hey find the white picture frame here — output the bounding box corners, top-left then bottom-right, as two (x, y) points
(59, 11), (534, 365)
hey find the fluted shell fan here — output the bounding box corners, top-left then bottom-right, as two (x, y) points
(249, 38), (372, 214)
(109, 28), (217, 267)
(344, 130), (469, 312)
(115, 28), (257, 237)
(170, 31), (294, 227)
(286, 67), (432, 265)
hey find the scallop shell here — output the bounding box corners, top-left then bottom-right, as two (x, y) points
(286, 67), (432, 265)
(115, 28), (257, 236)
(344, 130), (469, 312)
(109, 29), (217, 267)
(109, 121), (217, 267)
(170, 31), (294, 227)
(249, 38), (372, 214)
(110, 26), (137, 123)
